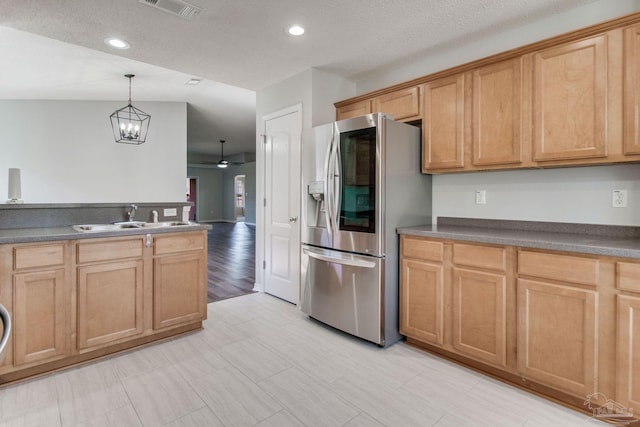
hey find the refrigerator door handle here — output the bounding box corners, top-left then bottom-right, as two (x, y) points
(303, 247), (376, 269)
(333, 133), (341, 230)
(326, 131), (337, 235)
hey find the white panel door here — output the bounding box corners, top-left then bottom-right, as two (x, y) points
(263, 106), (301, 304)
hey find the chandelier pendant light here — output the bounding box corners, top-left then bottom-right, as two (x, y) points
(217, 140), (229, 168)
(110, 74), (151, 145)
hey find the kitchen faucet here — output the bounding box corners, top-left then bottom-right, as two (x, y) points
(127, 204), (138, 222)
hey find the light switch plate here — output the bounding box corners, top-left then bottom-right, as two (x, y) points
(164, 208), (178, 217)
(475, 190), (487, 205)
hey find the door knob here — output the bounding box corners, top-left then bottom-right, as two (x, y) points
(289, 216), (298, 223)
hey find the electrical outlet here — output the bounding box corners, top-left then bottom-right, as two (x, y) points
(475, 190), (487, 205)
(163, 208), (177, 217)
(612, 189), (628, 208)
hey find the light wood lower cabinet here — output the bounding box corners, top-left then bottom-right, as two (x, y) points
(13, 269), (67, 366)
(76, 237), (145, 351)
(616, 294), (640, 414)
(77, 260), (144, 350)
(400, 258), (444, 346)
(452, 268), (507, 368)
(517, 278), (598, 397)
(9, 243), (70, 369)
(153, 232), (207, 330)
(400, 237), (513, 369)
(154, 253), (206, 330)
(0, 230), (207, 384)
(399, 235), (640, 414)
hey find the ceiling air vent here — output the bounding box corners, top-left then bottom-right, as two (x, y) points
(138, 0), (202, 20)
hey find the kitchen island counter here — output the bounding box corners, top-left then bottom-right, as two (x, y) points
(0, 222), (211, 245)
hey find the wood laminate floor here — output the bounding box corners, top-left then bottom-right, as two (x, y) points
(0, 293), (607, 426)
(207, 222), (256, 303)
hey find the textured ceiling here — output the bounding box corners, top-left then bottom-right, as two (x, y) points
(0, 0), (603, 157)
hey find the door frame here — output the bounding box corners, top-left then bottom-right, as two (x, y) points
(186, 176), (199, 221)
(255, 103), (302, 293)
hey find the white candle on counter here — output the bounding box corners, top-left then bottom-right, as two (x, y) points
(7, 168), (23, 203)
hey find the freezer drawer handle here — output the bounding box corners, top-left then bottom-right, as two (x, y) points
(0, 303), (11, 362)
(303, 248), (376, 268)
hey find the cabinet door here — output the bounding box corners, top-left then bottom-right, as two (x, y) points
(472, 58), (523, 167)
(77, 260), (144, 350)
(532, 35), (607, 162)
(336, 100), (372, 121)
(154, 253), (206, 330)
(13, 269), (66, 366)
(617, 295), (640, 414)
(372, 87), (420, 121)
(400, 258), (444, 346)
(517, 278), (598, 397)
(422, 74), (465, 171)
(624, 24), (640, 155)
(452, 268), (506, 367)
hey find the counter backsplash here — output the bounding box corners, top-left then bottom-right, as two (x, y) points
(0, 203), (192, 230)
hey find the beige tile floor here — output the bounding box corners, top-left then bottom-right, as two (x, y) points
(0, 293), (606, 427)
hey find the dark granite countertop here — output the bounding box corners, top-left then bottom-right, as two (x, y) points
(397, 217), (640, 259)
(0, 222), (211, 244)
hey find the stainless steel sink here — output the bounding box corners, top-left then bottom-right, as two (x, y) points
(73, 221), (191, 232)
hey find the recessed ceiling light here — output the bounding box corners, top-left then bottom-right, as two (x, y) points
(288, 25), (305, 36)
(185, 78), (202, 85)
(104, 38), (130, 49)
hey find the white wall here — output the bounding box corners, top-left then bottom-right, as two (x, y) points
(356, 0), (640, 94)
(434, 165), (640, 226)
(352, 0), (640, 226)
(0, 100), (186, 203)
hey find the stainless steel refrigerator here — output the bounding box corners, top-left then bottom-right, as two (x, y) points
(300, 113), (432, 346)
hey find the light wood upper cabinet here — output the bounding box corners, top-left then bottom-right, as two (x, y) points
(336, 100), (372, 121)
(624, 24), (640, 155)
(372, 86), (421, 122)
(616, 294), (640, 415)
(422, 74), (466, 171)
(531, 35), (608, 162)
(472, 58), (524, 167)
(517, 278), (598, 398)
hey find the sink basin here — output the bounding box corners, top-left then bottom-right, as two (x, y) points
(73, 221), (191, 232)
(73, 223), (142, 232)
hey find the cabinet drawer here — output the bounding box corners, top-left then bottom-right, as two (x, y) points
(77, 238), (143, 264)
(453, 243), (507, 272)
(617, 261), (640, 293)
(154, 232), (205, 255)
(401, 237), (443, 262)
(14, 244), (65, 270)
(518, 250), (599, 286)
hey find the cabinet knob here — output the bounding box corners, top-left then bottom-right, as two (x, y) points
(289, 216), (298, 223)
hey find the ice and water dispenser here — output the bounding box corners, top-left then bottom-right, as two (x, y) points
(306, 181), (327, 228)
